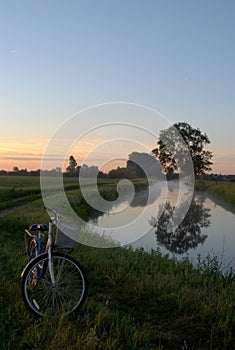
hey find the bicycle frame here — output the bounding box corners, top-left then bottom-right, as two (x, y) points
(22, 207), (62, 286)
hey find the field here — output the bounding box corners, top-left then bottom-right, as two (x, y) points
(0, 175), (78, 211)
(0, 176), (235, 349)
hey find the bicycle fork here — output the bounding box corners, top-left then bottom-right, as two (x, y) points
(48, 250), (56, 286)
(47, 221), (56, 286)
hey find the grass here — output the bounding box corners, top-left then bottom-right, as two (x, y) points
(0, 176), (76, 211)
(1, 203), (235, 349)
(195, 179), (235, 205)
(0, 175), (147, 212)
(0, 176), (235, 349)
(195, 180), (235, 212)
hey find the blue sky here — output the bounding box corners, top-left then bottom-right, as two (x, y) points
(0, 0), (234, 173)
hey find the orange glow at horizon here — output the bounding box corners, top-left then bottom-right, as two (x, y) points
(0, 140), (234, 175)
(0, 139), (47, 171)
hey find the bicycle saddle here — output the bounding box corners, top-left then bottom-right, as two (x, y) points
(29, 224), (48, 232)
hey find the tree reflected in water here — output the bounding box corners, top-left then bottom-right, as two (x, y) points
(150, 195), (211, 254)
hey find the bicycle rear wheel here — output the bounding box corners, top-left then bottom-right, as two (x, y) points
(21, 252), (87, 317)
(27, 237), (37, 261)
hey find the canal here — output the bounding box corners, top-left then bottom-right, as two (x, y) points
(88, 181), (235, 271)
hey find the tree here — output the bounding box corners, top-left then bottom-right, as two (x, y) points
(127, 152), (164, 180)
(80, 164), (99, 177)
(152, 122), (213, 177)
(108, 166), (128, 179)
(66, 155), (77, 176)
(12, 166), (19, 173)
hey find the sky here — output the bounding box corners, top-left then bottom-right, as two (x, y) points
(0, 0), (234, 174)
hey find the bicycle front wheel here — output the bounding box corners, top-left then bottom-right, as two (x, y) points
(21, 252), (87, 317)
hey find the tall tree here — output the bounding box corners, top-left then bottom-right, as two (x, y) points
(66, 155), (77, 176)
(152, 122), (213, 177)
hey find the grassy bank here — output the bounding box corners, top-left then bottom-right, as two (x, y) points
(195, 180), (235, 210)
(0, 176), (235, 349)
(0, 200), (235, 349)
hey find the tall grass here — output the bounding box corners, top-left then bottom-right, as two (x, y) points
(0, 201), (235, 349)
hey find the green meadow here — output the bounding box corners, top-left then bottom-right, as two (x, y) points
(0, 176), (235, 349)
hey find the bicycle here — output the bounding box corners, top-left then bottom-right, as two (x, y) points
(21, 206), (87, 317)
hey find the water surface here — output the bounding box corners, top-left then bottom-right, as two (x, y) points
(88, 182), (235, 270)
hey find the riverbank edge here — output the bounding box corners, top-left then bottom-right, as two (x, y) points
(195, 180), (235, 212)
(72, 178), (149, 221)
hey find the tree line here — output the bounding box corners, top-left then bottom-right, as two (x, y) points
(0, 152), (164, 179)
(1, 122), (214, 178)
(65, 151), (164, 179)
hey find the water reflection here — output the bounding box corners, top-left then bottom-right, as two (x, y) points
(130, 184), (161, 207)
(150, 195), (211, 254)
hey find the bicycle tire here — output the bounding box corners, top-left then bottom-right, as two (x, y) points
(21, 252), (87, 317)
(27, 237), (37, 261)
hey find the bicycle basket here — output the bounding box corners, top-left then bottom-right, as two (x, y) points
(55, 223), (78, 250)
